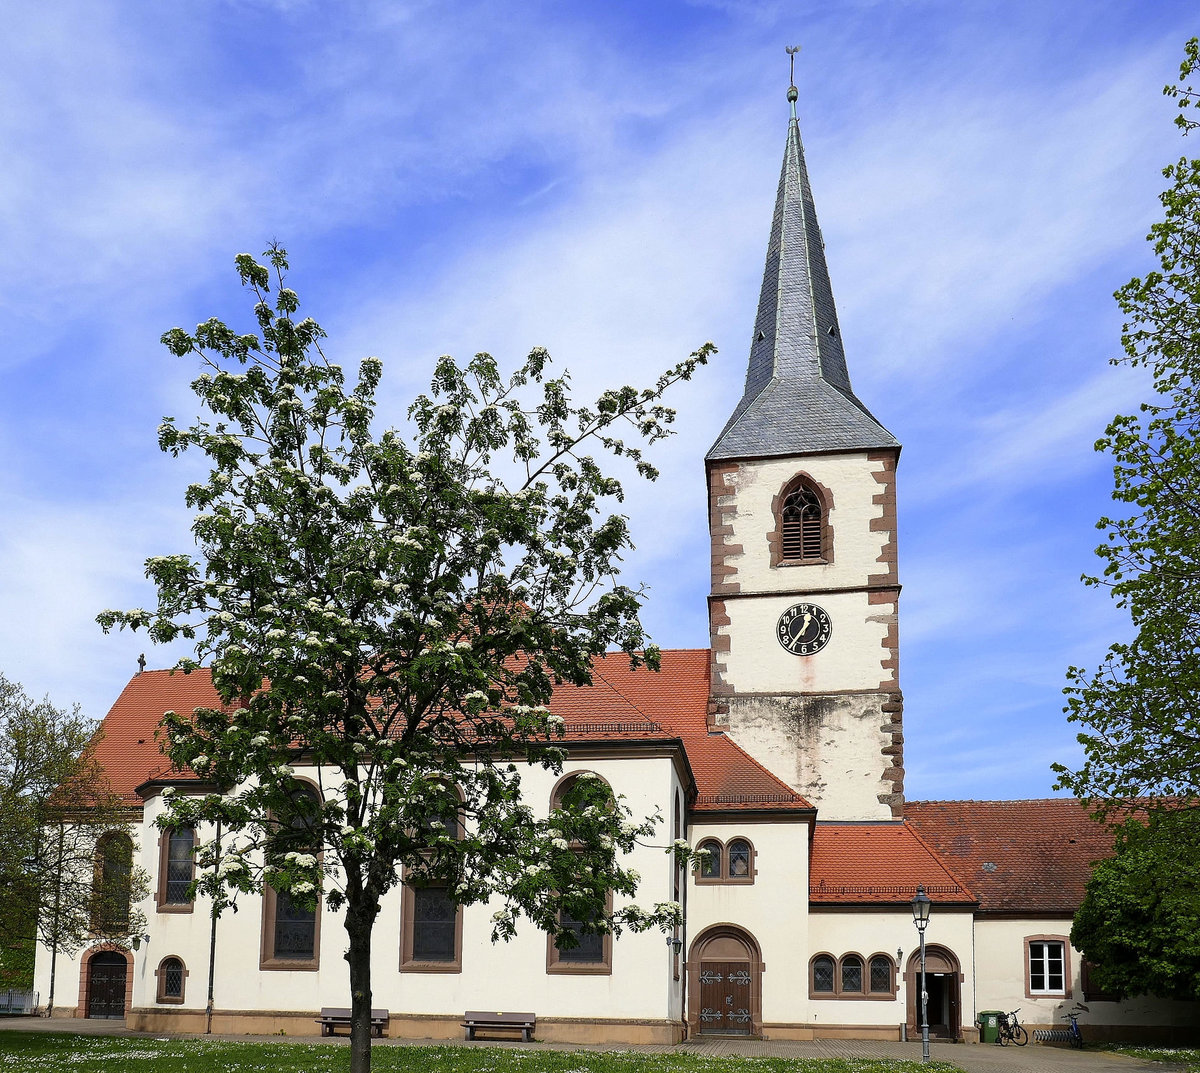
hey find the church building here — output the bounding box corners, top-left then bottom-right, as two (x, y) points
(33, 86), (1200, 1046)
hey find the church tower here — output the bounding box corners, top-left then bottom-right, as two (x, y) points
(706, 82), (904, 821)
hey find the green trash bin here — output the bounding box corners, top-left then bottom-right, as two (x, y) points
(978, 1011), (1002, 1044)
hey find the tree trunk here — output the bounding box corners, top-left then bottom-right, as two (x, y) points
(345, 896), (378, 1073)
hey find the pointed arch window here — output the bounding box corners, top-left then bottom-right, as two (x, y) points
(780, 481), (826, 563)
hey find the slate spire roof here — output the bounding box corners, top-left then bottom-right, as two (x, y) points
(707, 89), (898, 461)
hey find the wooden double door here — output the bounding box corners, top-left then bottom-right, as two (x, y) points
(698, 960), (753, 1035)
(87, 952), (127, 1019)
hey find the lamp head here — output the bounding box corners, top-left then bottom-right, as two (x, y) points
(911, 884), (932, 930)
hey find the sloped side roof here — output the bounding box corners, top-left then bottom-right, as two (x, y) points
(809, 820), (976, 906)
(905, 799), (1115, 914)
(89, 652), (810, 814)
(552, 650), (810, 812)
(91, 668), (218, 803)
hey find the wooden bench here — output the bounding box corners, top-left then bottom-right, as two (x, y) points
(462, 1010), (536, 1042)
(314, 1007), (389, 1037)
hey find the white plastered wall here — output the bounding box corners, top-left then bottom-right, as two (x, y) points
(807, 908), (975, 1030)
(715, 453), (890, 595)
(685, 817), (809, 1028)
(973, 917), (1200, 1031)
(118, 756), (682, 1025)
(720, 592), (888, 695)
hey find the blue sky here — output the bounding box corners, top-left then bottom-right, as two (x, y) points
(1, 1), (1195, 801)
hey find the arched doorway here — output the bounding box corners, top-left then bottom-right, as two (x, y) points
(906, 945), (962, 1041)
(83, 949), (131, 1019)
(686, 924), (764, 1038)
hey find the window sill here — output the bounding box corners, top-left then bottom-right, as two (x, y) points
(259, 957), (320, 972)
(400, 960), (462, 974)
(547, 961), (612, 975)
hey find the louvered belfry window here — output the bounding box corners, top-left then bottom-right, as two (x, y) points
(781, 485), (823, 561)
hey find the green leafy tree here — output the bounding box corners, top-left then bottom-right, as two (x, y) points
(0, 674), (149, 1009)
(100, 246), (710, 1072)
(1055, 42), (1200, 813)
(1055, 41), (1200, 1002)
(1070, 810), (1200, 1001)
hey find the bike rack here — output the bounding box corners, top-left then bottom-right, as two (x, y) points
(1034, 1029), (1074, 1043)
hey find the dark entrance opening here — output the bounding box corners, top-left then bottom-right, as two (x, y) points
(906, 945), (961, 1041)
(87, 952), (127, 1019)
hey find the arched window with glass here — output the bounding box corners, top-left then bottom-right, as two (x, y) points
(155, 956), (186, 1003)
(158, 827), (195, 911)
(840, 953), (864, 994)
(546, 771), (614, 974)
(869, 953), (895, 995)
(811, 954), (836, 995)
(694, 837), (756, 885)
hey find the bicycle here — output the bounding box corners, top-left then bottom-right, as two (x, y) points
(1063, 1003), (1088, 1049)
(996, 1008), (1028, 1046)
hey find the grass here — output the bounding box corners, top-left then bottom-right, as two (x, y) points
(0, 1033), (965, 1073)
(1101, 1044), (1200, 1071)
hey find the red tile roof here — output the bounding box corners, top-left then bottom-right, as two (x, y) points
(905, 799), (1116, 914)
(90, 651), (811, 813)
(91, 668), (221, 803)
(809, 821), (977, 906)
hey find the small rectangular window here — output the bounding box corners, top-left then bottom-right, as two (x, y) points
(1029, 940), (1066, 994)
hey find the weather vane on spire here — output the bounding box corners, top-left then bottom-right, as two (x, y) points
(786, 45), (801, 107)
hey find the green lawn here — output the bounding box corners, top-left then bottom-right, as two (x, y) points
(1103, 1045), (1200, 1072)
(0, 1033), (964, 1073)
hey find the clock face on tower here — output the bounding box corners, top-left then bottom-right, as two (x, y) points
(776, 602), (832, 656)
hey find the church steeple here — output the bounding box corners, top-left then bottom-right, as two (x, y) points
(703, 70), (905, 822)
(707, 86), (897, 461)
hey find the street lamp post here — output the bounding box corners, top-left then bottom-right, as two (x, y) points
(911, 885), (932, 1064)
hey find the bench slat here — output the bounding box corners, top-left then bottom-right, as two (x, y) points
(462, 1011), (536, 1042)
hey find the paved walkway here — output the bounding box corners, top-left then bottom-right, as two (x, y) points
(0, 1016), (1183, 1072)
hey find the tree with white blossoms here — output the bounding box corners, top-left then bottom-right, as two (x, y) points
(99, 246), (710, 1073)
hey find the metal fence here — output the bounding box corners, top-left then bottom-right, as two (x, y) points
(0, 990), (38, 1015)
